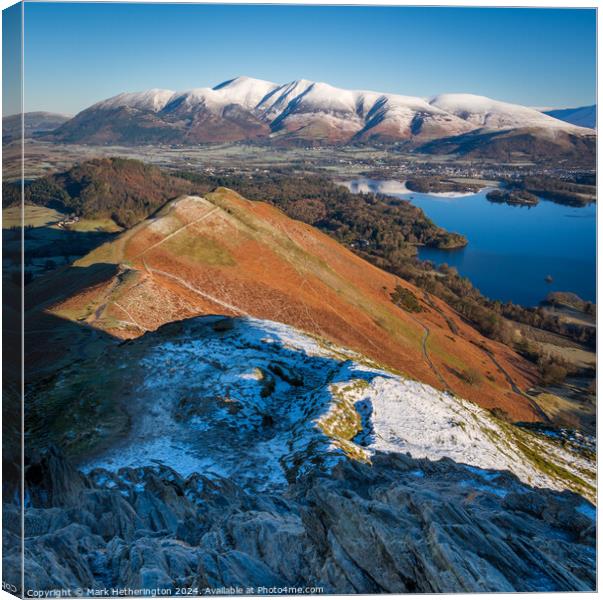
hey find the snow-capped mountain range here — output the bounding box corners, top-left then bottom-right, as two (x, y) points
(51, 76), (594, 148)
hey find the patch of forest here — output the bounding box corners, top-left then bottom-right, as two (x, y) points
(2, 158), (196, 228)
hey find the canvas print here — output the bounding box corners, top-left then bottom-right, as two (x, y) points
(2, 2), (597, 596)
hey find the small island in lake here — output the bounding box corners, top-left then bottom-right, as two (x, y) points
(405, 176), (481, 194)
(486, 188), (539, 206)
(500, 175), (596, 207)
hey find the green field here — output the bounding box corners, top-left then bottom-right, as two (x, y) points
(3, 204), (66, 229)
(64, 218), (123, 233)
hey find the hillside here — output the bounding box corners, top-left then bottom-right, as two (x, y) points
(28, 315), (593, 496)
(30, 186), (542, 422)
(17, 179), (595, 596)
(417, 126), (596, 164)
(2, 111), (70, 143)
(3, 158), (197, 227)
(544, 105), (596, 129)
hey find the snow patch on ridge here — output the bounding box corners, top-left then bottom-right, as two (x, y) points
(81, 317), (595, 501)
(93, 89), (176, 112)
(429, 93), (585, 131)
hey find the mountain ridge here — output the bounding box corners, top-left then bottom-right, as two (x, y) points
(49, 76), (593, 149)
(2, 111), (71, 143)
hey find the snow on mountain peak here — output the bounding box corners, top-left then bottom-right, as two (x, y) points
(429, 93), (584, 131)
(213, 75), (278, 91)
(93, 88), (176, 112)
(212, 76), (280, 109)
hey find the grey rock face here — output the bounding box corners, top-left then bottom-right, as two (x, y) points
(5, 449), (595, 595)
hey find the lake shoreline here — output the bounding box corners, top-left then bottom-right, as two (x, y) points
(342, 178), (595, 307)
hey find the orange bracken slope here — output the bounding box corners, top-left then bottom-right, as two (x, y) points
(45, 188), (540, 421)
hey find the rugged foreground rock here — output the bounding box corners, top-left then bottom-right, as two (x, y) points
(3, 448), (595, 595)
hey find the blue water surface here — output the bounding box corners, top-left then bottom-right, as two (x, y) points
(344, 179), (596, 307)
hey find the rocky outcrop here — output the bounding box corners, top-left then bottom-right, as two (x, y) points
(4, 449), (595, 595)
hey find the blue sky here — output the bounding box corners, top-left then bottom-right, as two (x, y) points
(17, 3), (597, 115)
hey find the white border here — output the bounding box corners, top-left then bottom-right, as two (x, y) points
(0, 2), (598, 600)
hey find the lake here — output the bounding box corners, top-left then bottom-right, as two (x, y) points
(343, 179), (596, 307)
